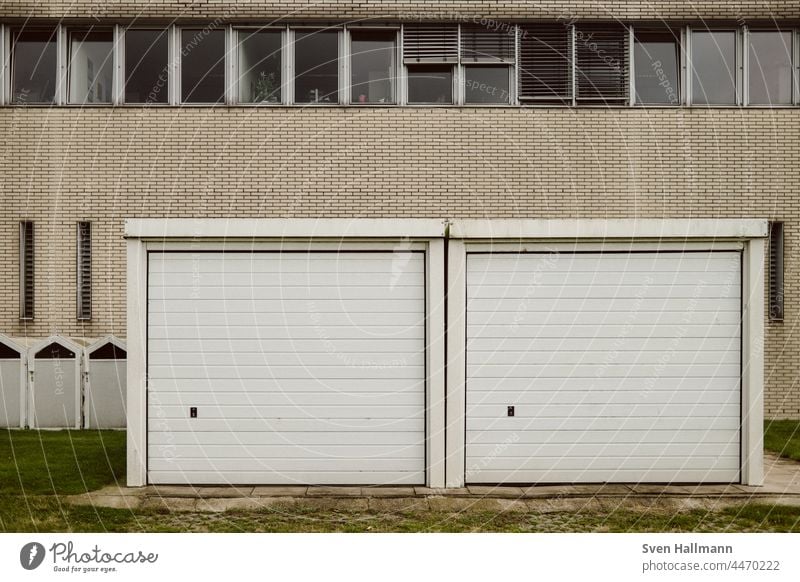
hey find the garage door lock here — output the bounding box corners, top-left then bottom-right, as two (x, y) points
(507, 406), (515, 417)
(190, 407), (197, 418)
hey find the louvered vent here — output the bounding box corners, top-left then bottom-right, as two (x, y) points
(769, 222), (784, 321)
(403, 25), (458, 63)
(575, 24), (629, 101)
(77, 221), (92, 320)
(460, 24), (515, 63)
(518, 25), (573, 102)
(19, 221), (34, 320)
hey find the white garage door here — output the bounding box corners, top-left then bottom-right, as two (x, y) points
(466, 251), (741, 484)
(147, 251), (426, 485)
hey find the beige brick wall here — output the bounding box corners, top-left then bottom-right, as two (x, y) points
(1, 0), (799, 21)
(0, 107), (798, 417)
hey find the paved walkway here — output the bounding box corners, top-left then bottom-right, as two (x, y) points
(68, 453), (800, 513)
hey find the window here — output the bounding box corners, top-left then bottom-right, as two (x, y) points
(518, 25), (573, 103)
(77, 222), (91, 320)
(181, 28), (226, 104)
(460, 24), (514, 104)
(575, 24), (629, 102)
(10, 29), (58, 104)
(403, 25), (458, 104)
(19, 221), (34, 320)
(769, 222), (785, 321)
(350, 30), (396, 104)
(238, 29), (282, 103)
(294, 30), (339, 104)
(634, 29), (681, 104)
(748, 31), (793, 105)
(690, 30), (737, 105)
(125, 29), (170, 104)
(68, 30), (114, 104)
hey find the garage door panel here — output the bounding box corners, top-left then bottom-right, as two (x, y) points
(150, 418), (424, 433)
(467, 376), (740, 392)
(468, 349), (740, 365)
(467, 324), (741, 339)
(148, 470), (422, 486)
(149, 431), (422, 446)
(467, 363), (740, 378)
(148, 251), (426, 485)
(150, 299), (423, 313)
(469, 390), (740, 406)
(468, 429), (740, 445)
(149, 351), (424, 368)
(149, 378), (425, 391)
(466, 251), (741, 484)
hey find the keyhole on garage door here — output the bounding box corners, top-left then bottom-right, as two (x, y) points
(507, 406), (515, 417)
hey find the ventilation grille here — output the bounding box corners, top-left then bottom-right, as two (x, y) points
(575, 24), (629, 101)
(460, 24), (515, 63)
(403, 25), (459, 63)
(518, 25), (573, 101)
(19, 221), (34, 320)
(769, 222), (784, 321)
(78, 221), (92, 320)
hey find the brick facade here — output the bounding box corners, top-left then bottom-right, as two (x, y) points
(1, 1), (799, 418)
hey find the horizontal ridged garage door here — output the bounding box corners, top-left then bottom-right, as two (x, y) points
(466, 251), (741, 484)
(147, 251), (426, 485)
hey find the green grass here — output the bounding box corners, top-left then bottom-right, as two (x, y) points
(764, 420), (800, 461)
(1, 427), (800, 533)
(0, 429), (125, 496)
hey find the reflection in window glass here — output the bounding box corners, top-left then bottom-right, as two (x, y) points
(294, 30), (339, 104)
(691, 30), (737, 105)
(181, 29), (226, 103)
(238, 30), (282, 103)
(464, 66), (510, 104)
(407, 65), (453, 103)
(748, 31), (793, 105)
(634, 31), (680, 104)
(350, 31), (396, 104)
(125, 29), (169, 104)
(11, 29), (58, 104)
(69, 30), (114, 104)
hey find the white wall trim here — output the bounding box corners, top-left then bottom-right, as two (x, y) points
(426, 239), (446, 488)
(125, 218), (448, 239)
(742, 237), (765, 486)
(445, 239), (467, 487)
(126, 239), (147, 486)
(449, 219), (768, 240)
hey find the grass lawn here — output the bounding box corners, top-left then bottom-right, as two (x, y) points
(1, 428), (800, 533)
(764, 420), (800, 461)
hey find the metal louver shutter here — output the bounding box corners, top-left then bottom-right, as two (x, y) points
(518, 25), (573, 102)
(77, 221), (92, 320)
(19, 221), (34, 320)
(403, 25), (458, 63)
(769, 222), (784, 321)
(460, 24), (514, 63)
(575, 24), (629, 101)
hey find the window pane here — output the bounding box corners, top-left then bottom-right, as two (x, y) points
(407, 65), (453, 103)
(125, 29), (169, 104)
(749, 31), (793, 105)
(464, 66), (510, 104)
(181, 29), (226, 103)
(68, 30), (114, 104)
(691, 31), (736, 104)
(11, 30), (57, 104)
(350, 30), (396, 104)
(238, 30), (282, 103)
(634, 31), (680, 104)
(294, 30), (339, 103)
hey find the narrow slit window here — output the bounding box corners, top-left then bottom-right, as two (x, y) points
(769, 222), (784, 321)
(77, 222), (92, 320)
(19, 221), (34, 320)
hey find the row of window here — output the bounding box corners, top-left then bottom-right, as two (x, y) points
(2, 22), (799, 107)
(19, 221), (92, 321)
